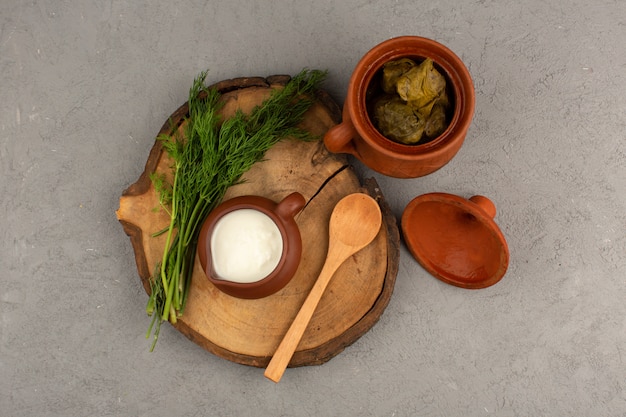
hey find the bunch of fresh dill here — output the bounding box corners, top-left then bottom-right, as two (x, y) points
(145, 69), (327, 350)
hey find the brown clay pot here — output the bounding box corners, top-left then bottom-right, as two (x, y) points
(197, 192), (305, 299)
(324, 36), (475, 178)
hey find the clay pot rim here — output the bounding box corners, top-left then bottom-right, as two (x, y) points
(349, 36), (475, 157)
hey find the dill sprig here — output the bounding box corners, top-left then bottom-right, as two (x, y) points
(146, 69), (327, 350)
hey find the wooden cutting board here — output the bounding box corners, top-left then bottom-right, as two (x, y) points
(116, 75), (400, 367)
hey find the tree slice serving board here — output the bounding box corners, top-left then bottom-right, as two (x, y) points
(116, 75), (400, 368)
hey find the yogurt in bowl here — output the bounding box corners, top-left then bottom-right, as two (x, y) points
(197, 192), (305, 299)
(210, 208), (284, 284)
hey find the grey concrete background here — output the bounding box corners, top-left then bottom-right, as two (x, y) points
(1, 0), (625, 416)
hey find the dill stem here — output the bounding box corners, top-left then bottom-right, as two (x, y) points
(173, 234), (185, 310)
(178, 239), (196, 313)
(182, 200), (203, 247)
(146, 311), (157, 338)
(145, 294), (155, 316)
(159, 164), (180, 320)
(169, 305), (177, 324)
(161, 250), (178, 321)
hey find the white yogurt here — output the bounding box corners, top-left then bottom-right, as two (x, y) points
(210, 209), (284, 283)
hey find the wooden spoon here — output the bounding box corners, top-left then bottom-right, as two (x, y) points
(264, 193), (382, 382)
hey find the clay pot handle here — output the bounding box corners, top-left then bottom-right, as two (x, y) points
(276, 192), (306, 220)
(469, 195), (496, 219)
(323, 120), (358, 156)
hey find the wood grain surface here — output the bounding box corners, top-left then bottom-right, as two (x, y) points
(116, 76), (400, 367)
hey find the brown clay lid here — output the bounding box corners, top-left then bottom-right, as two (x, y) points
(401, 193), (509, 289)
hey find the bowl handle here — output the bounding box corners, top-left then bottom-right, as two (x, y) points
(323, 119), (358, 156)
(276, 192), (306, 220)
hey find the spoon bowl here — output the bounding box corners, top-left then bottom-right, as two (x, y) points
(264, 193), (382, 382)
(329, 194), (383, 248)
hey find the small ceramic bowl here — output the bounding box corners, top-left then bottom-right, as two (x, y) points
(197, 192), (305, 299)
(324, 36), (475, 178)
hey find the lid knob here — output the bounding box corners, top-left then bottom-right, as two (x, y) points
(469, 195), (496, 219)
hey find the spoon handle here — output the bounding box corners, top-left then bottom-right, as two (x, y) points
(264, 246), (349, 383)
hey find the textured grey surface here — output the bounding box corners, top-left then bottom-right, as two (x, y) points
(1, 0), (625, 416)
